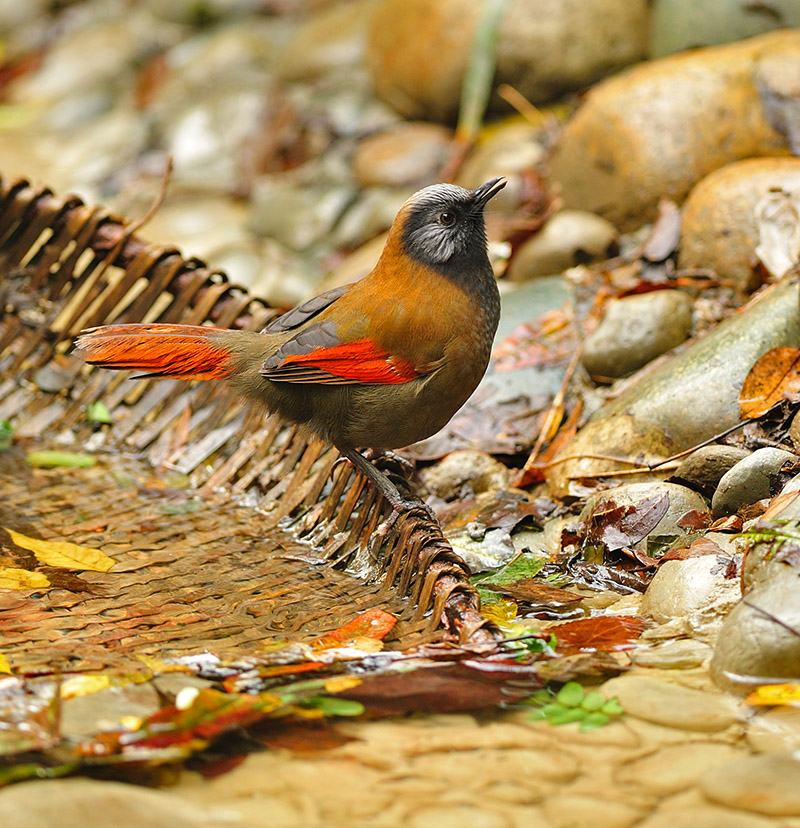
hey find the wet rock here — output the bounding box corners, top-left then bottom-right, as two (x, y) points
(249, 175), (354, 251)
(616, 742), (744, 797)
(638, 804), (779, 828)
(601, 674), (744, 732)
(641, 557), (741, 636)
(673, 445), (751, 496)
(550, 30), (797, 230)
(33, 365), (73, 394)
(0, 779), (221, 828)
(747, 706), (800, 753)
(700, 752), (800, 816)
(541, 794), (644, 828)
(679, 158), (800, 293)
(711, 447), (797, 517)
(631, 638), (713, 669)
(580, 481), (709, 545)
(581, 290), (693, 379)
(420, 450), (510, 501)
(710, 562), (800, 691)
(650, 0), (800, 58)
(275, 0), (380, 82)
(331, 188), (410, 249)
(353, 122), (452, 188)
(320, 233), (386, 291)
(366, 0), (649, 122)
(7, 18), (154, 113)
(547, 280), (800, 497)
(60, 683), (161, 739)
(506, 210), (618, 281)
(161, 83), (273, 192)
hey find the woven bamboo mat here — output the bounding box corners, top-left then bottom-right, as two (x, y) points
(0, 176), (488, 675)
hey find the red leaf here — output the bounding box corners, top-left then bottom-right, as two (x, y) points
(550, 616), (644, 655)
(311, 609), (397, 649)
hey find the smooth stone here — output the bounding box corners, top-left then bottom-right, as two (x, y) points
(319, 233), (386, 291)
(331, 188), (410, 249)
(456, 119), (545, 214)
(367, 0), (648, 121)
(601, 675), (743, 731)
(580, 481), (710, 544)
(506, 210), (618, 281)
(631, 638), (713, 669)
(650, 0), (800, 58)
(641, 557), (741, 635)
(638, 805), (781, 828)
(60, 683), (161, 739)
(581, 290), (693, 379)
(542, 794), (643, 828)
(275, 0), (380, 82)
(673, 445), (751, 496)
(249, 176), (354, 251)
(747, 707), (800, 753)
(679, 158), (800, 293)
(420, 450), (511, 500)
(353, 121), (452, 187)
(548, 281), (800, 497)
(0, 779), (221, 828)
(700, 753), (800, 816)
(711, 564), (800, 691)
(550, 30), (796, 230)
(162, 83), (273, 192)
(711, 447), (797, 517)
(616, 742), (744, 797)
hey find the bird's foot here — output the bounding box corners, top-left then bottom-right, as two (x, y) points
(363, 448), (416, 473)
(374, 494), (439, 542)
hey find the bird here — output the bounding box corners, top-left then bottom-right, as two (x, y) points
(74, 178), (506, 526)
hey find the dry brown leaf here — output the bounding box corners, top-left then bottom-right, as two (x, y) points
(0, 566), (50, 589)
(740, 346), (800, 419)
(4, 528), (115, 572)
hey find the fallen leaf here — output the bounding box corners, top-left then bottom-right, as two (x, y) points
(60, 675), (111, 699)
(740, 347), (800, 419)
(0, 654), (10, 674)
(311, 609), (396, 649)
(0, 567), (50, 590)
(746, 683), (800, 707)
(550, 616), (645, 655)
(486, 579), (583, 607)
(4, 528), (115, 572)
(584, 494), (669, 551)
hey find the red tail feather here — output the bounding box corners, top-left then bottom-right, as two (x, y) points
(74, 324), (233, 381)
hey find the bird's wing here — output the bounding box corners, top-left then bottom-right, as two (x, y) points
(262, 286), (349, 332)
(261, 321), (426, 386)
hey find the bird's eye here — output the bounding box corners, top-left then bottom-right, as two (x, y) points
(439, 211), (456, 227)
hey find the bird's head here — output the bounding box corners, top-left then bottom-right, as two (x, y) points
(397, 178), (506, 272)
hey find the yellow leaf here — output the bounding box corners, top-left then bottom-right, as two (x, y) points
(0, 653), (10, 674)
(324, 675), (362, 694)
(0, 567), (50, 590)
(61, 674), (111, 699)
(746, 683), (800, 707)
(5, 528), (115, 572)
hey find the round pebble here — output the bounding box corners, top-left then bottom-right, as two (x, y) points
(747, 707), (800, 753)
(507, 210), (618, 281)
(711, 447), (797, 517)
(700, 753), (800, 816)
(581, 290), (693, 379)
(673, 445), (751, 495)
(601, 675), (743, 732)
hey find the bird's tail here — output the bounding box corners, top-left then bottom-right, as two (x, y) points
(74, 323), (236, 381)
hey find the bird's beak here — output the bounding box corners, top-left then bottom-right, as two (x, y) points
(472, 177), (507, 207)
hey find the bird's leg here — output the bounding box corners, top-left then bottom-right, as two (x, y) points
(340, 448), (437, 533)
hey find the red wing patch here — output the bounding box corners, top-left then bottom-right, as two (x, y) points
(264, 338), (421, 385)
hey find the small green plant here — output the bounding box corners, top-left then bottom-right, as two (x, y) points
(526, 681), (624, 731)
(86, 401), (112, 424)
(0, 420), (12, 450)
